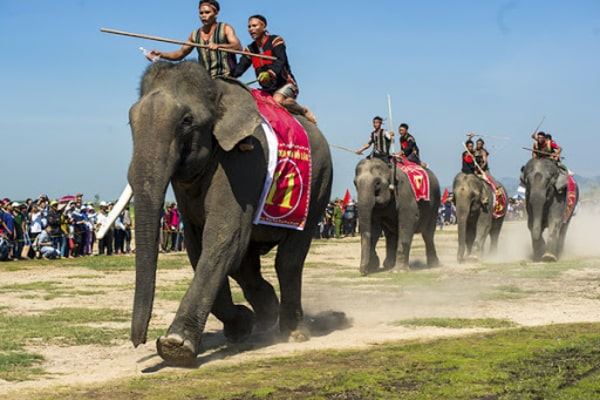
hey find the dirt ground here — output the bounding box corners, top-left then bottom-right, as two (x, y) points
(1, 215), (599, 396)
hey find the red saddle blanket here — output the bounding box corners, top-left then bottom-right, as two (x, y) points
(481, 174), (507, 219)
(251, 89), (312, 231)
(395, 157), (430, 202)
(563, 175), (578, 223)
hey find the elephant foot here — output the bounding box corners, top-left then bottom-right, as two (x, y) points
(289, 324), (311, 343)
(224, 305), (255, 343)
(390, 265), (409, 274)
(156, 333), (198, 367)
(542, 253), (558, 263)
(427, 257), (440, 268)
(383, 258), (396, 271)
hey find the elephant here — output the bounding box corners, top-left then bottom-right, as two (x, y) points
(128, 61), (332, 365)
(354, 157), (440, 275)
(521, 158), (577, 262)
(453, 173), (505, 263)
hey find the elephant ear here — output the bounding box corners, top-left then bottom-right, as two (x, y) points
(554, 173), (568, 193)
(212, 78), (262, 152)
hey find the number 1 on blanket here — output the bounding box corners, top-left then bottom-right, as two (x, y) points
(266, 172), (296, 209)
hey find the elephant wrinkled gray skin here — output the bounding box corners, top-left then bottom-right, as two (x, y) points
(354, 158), (440, 275)
(522, 158), (577, 262)
(453, 173), (505, 263)
(128, 61), (332, 365)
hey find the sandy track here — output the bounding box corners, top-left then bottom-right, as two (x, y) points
(1, 217), (599, 395)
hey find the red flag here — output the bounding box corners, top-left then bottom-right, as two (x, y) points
(342, 189), (352, 211)
(441, 188), (449, 204)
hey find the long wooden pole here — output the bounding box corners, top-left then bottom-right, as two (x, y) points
(387, 95), (396, 154)
(531, 116), (546, 138)
(100, 28), (277, 61)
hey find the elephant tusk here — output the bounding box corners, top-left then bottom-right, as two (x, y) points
(96, 184), (133, 240)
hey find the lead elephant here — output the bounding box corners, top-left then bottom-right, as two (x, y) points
(453, 173), (505, 263)
(354, 158), (440, 275)
(128, 61), (332, 365)
(521, 158), (577, 261)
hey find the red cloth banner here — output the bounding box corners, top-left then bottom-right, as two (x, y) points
(563, 175), (578, 223)
(252, 89), (312, 231)
(342, 189), (352, 212)
(441, 188), (450, 204)
(395, 156), (430, 202)
(481, 174), (507, 219)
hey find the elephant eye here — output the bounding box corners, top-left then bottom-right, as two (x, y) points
(181, 115), (194, 127)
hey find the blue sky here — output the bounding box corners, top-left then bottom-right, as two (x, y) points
(1, 0), (599, 200)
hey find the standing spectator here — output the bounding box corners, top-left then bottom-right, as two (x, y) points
(333, 199), (344, 239)
(113, 212), (126, 255)
(47, 201), (62, 253)
(28, 204), (44, 258)
(122, 205), (132, 253)
(96, 202), (113, 256)
(343, 201), (358, 237)
(161, 204), (173, 252)
(86, 205), (97, 255)
(59, 204), (71, 257)
(12, 203), (26, 259)
(168, 203), (180, 252)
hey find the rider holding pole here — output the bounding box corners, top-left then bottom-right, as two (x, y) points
(145, 0), (242, 78)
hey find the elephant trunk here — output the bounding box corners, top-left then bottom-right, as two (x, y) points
(130, 192), (164, 347)
(358, 203), (373, 274)
(455, 191), (471, 261)
(356, 177), (377, 274)
(128, 94), (181, 347)
(528, 188), (546, 241)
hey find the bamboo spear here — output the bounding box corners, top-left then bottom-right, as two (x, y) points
(100, 28), (277, 61)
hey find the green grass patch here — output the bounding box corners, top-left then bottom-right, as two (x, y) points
(157, 279), (264, 305)
(0, 308), (130, 381)
(13, 254), (189, 272)
(391, 317), (518, 329)
(482, 284), (532, 301)
(0, 281), (105, 300)
(30, 323), (600, 399)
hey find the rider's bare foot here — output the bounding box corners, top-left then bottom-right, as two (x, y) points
(304, 108), (318, 125)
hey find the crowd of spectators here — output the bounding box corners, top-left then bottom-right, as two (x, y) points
(317, 199), (358, 239)
(0, 194), (132, 261)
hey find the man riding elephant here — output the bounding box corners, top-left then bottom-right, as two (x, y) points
(354, 156), (440, 275)
(146, 0), (242, 78)
(127, 61), (334, 366)
(356, 116), (394, 160)
(231, 15), (317, 124)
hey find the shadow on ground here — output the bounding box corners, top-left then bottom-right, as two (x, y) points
(140, 310), (351, 373)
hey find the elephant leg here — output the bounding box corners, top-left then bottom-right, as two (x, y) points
(157, 221), (250, 365)
(275, 234), (311, 342)
(394, 225), (414, 271)
(183, 223), (252, 338)
(473, 214), (491, 260)
(531, 234), (546, 261)
(421, 221), (439, 268)
(466, 221), (476, 256)
(489, 220), (502, 255)
(231, 247), (279, 332)
(543, 220), (562, 262)
(382, 224), (398, 270)
(213, 278), (255, 344)
(557, 225), (568, 258)
(368, 221), (383, 273)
